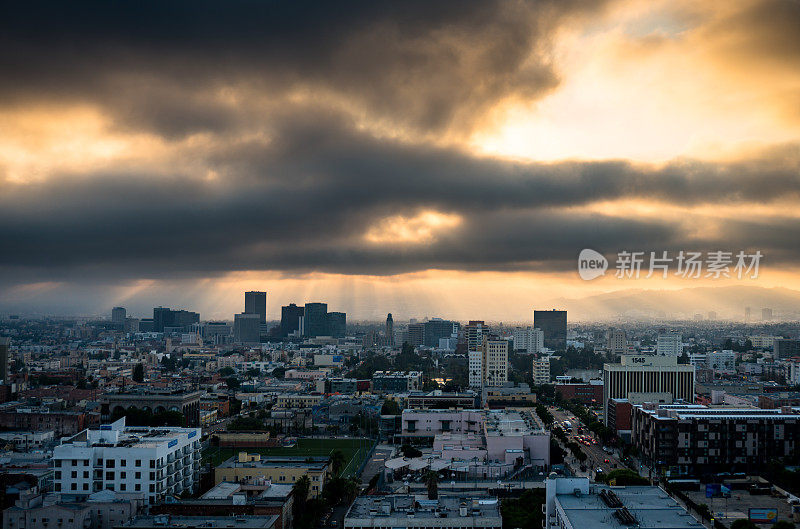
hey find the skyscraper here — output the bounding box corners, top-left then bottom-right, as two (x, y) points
(385, 313), (394, 346)
(762, 307), (773, 321)
(534, 310), (567, 351)
(304, 302), (328, 337)
(0, 337), (9, 383)
(244, 291), (267, 324)
(327, 312), (347, 338)
(111, 306), (126, 324)
(423, 318), (457, 347)
(280, 303), (304, 337)
(607, 328), (627, 355)
(234, 313), (261, 344)
(656, 332), (682, 356)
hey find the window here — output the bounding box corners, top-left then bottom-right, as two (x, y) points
(150, 472), (155, 480)
(135, 484), (141, 491)
(135, 460), (142, 467)
(83, 484), (88, 491)
(55, 484), (61, 492)
(135, 472), (141, 479)
(106, 472), (114, 480)
(70, 483), (76, 490)
(120, 472), (126, 479)
(71, 471), (77, 478)
(149, 485), (155, 492)
(150, 460), (155, 468)
(106, 460), (115, 468)
(83, 471), (89, 478)
(120, 484), (126, 491)
(55, 460), (62, 468)
(55, 471), (62, 479)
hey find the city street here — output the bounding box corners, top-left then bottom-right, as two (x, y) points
(549, 406), (623, 477)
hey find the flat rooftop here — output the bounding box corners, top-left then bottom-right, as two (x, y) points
(218, 456), (329, 470)
(557, 486), (703, 529)
(346, 494), (501, 527)
(122, 515), (279, 528)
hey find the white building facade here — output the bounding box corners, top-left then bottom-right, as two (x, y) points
(53, 417), (201, 505)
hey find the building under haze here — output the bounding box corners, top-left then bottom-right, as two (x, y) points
(774, 338), (800, 359)
(303, 302), (328, 337)
(234, 312), (261, 344)
(424, 318), (457, 347)
(111, 306), (126, 324)
(0, 337), (9, 383)
(385, 313), (394, 346)
(534, 310), (567, 351)
(656, 332), (682, 356)
(280, 303), (304, 337)
(602, 355), (695, 425)
(244, 291), (267, 324)
(607, 328), (627, 355)
(152, 307), (199, 332)
(513, 326), (543, 354)
(327, 311), (346, 338)
(465, 320), (487, 351)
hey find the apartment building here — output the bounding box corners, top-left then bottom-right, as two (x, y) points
(52, 417), (201, 505)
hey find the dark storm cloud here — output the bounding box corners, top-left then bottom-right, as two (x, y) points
(1, 112), (799, 279)
(0, 0), (603, 136)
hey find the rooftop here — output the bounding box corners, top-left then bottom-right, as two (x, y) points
(122, 515), (279, 528)
(346, 494), (501, 526)
(556, 485), (703, 529)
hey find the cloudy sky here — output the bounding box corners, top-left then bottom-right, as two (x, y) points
(2, 0), (800, 321)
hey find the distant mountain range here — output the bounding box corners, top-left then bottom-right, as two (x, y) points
(556, 285), (800, 321)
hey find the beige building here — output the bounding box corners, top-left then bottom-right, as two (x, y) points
(602, 355), (695, 424)
(469, 337), (509, 388)
(532, 357), (550, 385)
(214, 452), (330, 497)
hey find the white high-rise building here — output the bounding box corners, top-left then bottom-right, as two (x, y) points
(469, 336), (509, 388)
(513, 327), (544, 354)
(533, 356), (550, 385)
(656, 332), (682, 356)
(53, 417), (201, 505)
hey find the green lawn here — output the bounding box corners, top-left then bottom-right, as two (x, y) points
(203, 437), (372, 477)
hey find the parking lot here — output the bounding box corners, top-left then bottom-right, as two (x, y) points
(684, 487), (796, 525)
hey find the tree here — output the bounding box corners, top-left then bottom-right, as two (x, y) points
(292, 475), (310, 520)
(132, 363), (144, 382)
(226, 376), (240, 390)
(219, 366), (235, 377)
(400, 444), (422, 458)
(773, 522), (796, 529)
(330, 450), (347, 476)
(602, 469), (649, 486)
(381, 399), (401, 415)
(425, 470), (438, 500)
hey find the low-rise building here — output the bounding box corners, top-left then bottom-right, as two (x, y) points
(214, 453), (330, 497)
(4, 487), (143, 529)
(372, 371), (422, 393)
(544, 477), (702, 529)
(345, 494), (501, 529)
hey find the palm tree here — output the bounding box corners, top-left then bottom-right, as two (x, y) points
(425, 470), (438, 500)
(331, 449), (347, 477)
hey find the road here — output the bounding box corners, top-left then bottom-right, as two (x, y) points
(549, 406), (623, 478)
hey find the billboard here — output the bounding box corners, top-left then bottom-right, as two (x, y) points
(749, 509), (778, 523)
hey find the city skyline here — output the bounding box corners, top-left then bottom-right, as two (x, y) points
(3, 1), (800, 320)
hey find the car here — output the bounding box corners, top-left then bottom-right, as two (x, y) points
(604, 459), (610, 463)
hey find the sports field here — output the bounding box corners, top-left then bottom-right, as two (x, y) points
(203, 437), (373, 477)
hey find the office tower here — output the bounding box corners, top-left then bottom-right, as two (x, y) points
(762, 307), (773, 321)
(513, 326), (543, 354)
(423, 318), (457, 347)
(53, 417), (200, 504)
(303, 302), (328, 337)
(534, 310), (567, 351)
(386, 313), (394, 346)
(532, 356), (550, 385)
(656, 332), (682, 356)
(408, 323), (425, 346)
(469, 336), (508, 388)
(465, 320), (487, 351)
(234, 313), (261, 344)
(280, 303), (304, 337)
(0, 337), (9, 383)
(327, 312), (346, 338)
(244, 291), (267, 324)
(602, 355), (695, 424)
(111, 306), (126, 324)
(607, 328), (627, 355)
(707, 311), (717, 321)
(745, 306), (752, 322)
(172, 310), (200, 328)
(153, 307), (173, 332)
